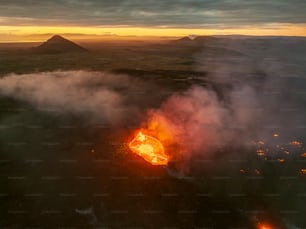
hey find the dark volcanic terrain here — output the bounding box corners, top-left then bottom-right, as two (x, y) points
(0, 35), (305, 228)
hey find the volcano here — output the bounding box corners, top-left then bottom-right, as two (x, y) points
(173, 36), (195, 45)
(175, 35), (218, 45)
(33, 35), (87, 53)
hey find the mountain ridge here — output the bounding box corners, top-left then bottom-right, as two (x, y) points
(32, 35), (87, 53)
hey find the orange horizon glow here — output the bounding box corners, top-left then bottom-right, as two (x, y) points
(1, 24), (306, 42)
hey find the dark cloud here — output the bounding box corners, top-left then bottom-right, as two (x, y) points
(0, 0), (305, 27)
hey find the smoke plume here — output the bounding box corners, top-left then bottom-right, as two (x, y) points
(141, 39), (306, 161)
(0, 71), (142, 125)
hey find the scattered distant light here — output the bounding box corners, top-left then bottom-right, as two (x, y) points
(254, 169), (261, 175)
(258, 140), (265, 145)
(290, 141), (302, 147)
(273, 133), (279, 137)
(240, 169), (246, 174)
(257, 149), (265, 156)
(284, 151), (290, 155)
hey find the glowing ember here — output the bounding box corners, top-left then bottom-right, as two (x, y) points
(277, 158), (285, 163)
(240, 169), (246, 174)
(129, 131), (168, 165)
(290, 141), (302, 147)
(258, 140), (265, 145)
(257, 149), (265, 156)
(301, 169), (306, 175)
(284, 150), (290, 155)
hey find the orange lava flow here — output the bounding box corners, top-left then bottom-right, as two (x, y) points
(258, 223), (273, 229)
(128, 131), (168, 165)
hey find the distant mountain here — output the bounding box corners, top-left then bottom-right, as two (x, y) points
(177, 36), (194, 42)
(174, 36), (218, 45)
(194, 36), (218, 43)
(32, 35), (87, 53)
(172, 36), (196, 46)
(173, 35), (243, 57)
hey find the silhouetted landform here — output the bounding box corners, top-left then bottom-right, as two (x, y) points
(175, 35), (306, 46)
(32, 35), (87, 54)
(174, 36), (243, 57)
(175, 36), (194, 44)
(175, 35), (218, 45)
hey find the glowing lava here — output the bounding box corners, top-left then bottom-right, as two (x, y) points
(258, 223), (273, 229)
(260, 226), (272, 229)
(129, 131), (168, 165)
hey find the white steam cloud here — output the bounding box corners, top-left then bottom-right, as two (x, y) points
(0, 71), (140, 124)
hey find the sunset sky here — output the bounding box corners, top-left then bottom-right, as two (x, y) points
(1, 0), (306, 42)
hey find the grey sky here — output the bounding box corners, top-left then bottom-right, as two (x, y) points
(0, 0), (305, 27)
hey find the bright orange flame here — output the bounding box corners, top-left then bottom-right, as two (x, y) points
(128, 131), (168, 165)
(259, 224), (272, 229)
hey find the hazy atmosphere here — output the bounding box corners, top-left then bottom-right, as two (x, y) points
(0, 1), (306, 228)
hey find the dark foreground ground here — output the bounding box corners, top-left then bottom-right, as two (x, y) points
(0, 37), (306, 228)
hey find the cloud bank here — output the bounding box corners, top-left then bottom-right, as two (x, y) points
(0, 0), (305, 27)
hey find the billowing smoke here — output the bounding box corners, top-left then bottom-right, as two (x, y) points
(195, 39), (306, 142)
(0, 69), (261, 161)
(0, 71), (144, 125)
(140, 38), (306, 162)
(142, 85), (259, 161)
